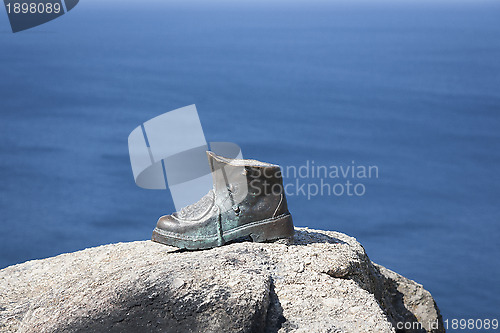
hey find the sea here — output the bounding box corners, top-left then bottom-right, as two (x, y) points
(1, 1), (499, 329)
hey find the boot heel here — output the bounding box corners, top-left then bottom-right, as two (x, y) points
(248, 214), (294, 243)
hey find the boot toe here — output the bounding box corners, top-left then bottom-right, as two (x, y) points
(155, 215), (180, 233)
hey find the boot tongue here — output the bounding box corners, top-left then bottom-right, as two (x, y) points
(174, 190), (215, 221)
(207, 152), (228, 197)
(206, 151), (248, 211)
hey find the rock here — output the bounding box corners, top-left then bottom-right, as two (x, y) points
(0, 228), (444, 333)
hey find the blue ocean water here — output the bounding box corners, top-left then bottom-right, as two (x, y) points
(1, 1), (499, 328)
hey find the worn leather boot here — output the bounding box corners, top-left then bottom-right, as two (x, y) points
(152, 152), (294, 249)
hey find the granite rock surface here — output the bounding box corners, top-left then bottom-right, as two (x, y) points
(0, 228), (444, 333)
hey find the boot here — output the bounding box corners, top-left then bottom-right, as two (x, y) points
(152, 152), (294, 249)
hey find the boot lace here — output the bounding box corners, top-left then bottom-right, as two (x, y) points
(175, 189), (215, 220)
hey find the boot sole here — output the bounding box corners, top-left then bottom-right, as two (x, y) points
(151, 214), (294, 250)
